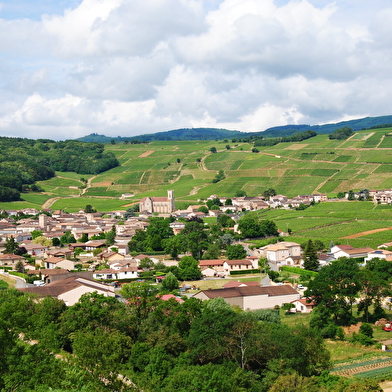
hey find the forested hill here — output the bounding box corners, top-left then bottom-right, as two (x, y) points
(259, 115), (392, 137)
(78, 128), (244, 143)
(77, 115), (392, 142)
(0, 138), (119, 201)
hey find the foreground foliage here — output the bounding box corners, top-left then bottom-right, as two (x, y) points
(0, 286), (383, 391)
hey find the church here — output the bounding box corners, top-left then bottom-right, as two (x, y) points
(139, 190), (175, 214)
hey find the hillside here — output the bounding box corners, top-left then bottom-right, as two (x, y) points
(0, 126), (387, 213)
(77, 115), (392, 142)
(78, 128), (245, 143)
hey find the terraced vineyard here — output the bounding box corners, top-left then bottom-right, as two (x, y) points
(2, 127), (392, 215)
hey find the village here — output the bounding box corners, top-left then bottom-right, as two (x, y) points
(1, 188), (392, 312)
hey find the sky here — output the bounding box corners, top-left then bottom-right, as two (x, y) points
(0, 0), (391, 140)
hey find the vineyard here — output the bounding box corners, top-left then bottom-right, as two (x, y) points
(332, 356), (392, 379)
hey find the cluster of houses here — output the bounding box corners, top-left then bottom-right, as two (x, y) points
(2, 186), (392, 312)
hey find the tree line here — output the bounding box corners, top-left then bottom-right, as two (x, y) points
(0, 286), (381, 392)
(0, 138), (119, 201)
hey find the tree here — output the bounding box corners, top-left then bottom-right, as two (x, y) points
(347, 190), (355, 200)
(217, 214), (235, 227)
(303, 240), (319, 271)
(79, 233), (88, 243)
(263, 188), (276, 199)
(202, 243), (221, 260)
(225, 145), (231, 149)
(178, 256), (202, 280)
(139, 257), (154, 270)
(105, 226), (116, 246)
(161, 272), (179, 291)
(209, 147), (217, 153)
(197, 205), (208, 214)
(177, 158), (181, 163)
(84, 204), (96, 213)
(3, 237), (19, 254)
(306, 258), (361, 325)
(226, 244), (247, 260)
(124, 207), (135, 219)
(52, 237), (60, 247)
(15, 260), (25, 273)
(60, 231), (76, 245)
(163, 234), (187, 259)
(31, 230), (43, 240)
(235, 190), (247, 197)
(181, 221), (208, 259)
(32, 236), (52, 246)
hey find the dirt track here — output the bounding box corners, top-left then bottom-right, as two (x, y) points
(342, 227), (392, 239)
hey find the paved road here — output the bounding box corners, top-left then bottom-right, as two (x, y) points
(0, 273), (28, 288)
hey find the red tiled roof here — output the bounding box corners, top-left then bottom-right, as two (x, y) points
(198, 259), (224, 266)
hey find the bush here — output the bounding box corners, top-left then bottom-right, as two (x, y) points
(360, 323), (373, 338)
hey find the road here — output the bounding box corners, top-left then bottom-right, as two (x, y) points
(0, 272), (28, 288)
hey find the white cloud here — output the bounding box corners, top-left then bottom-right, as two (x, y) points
(0, 0), (391, 139)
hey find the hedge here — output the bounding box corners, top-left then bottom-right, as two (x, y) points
(9, 271), (28, 279)
(280, 266), (318, 277)
(230, 269), (260, 276)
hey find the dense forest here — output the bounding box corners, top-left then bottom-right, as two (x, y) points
(0, 138), (119, 201)
(0, 287), (382, 392)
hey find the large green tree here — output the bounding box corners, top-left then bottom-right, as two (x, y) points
(306, 258), (361, 325)
(303, 239), (319, 271)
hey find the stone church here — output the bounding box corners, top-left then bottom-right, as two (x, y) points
(139, 190), (175, 214)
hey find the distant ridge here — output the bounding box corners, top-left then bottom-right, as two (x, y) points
(77, 115), (392, 143)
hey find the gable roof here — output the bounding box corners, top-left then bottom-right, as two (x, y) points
(198, 259), (225, 267)
(197, 285), (298, 299)
(18, 276), (114, 298)
(224, 259), (252, 265)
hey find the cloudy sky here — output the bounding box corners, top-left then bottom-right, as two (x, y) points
(0, 0), (391, 140)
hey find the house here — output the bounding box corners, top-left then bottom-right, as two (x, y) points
(23, 243), (48, 256)
(318, 253), (335, 267)
(260, 241), (302, 263)
(222, 280), (261, 289)
(43, 256), (75, 270)
(139, 190), (175, 214)
(18, 276), (115, 306)
(0, 254), (26, 268)
(365, 249), (392, 263)
(333, 246), (374, 259)
(223, 259), (253, 272)
(290, 298), (316, 313)
(198, 259), (225, 273)
(200, 267), (217, 277)
(117, 267), (139, 279)
(93, 268), (118, 280)
(96, 250), (125, 263)
(285, 255), (304, 267)
(44, 249), (74, 259)
(193, 285), (300, 310)
(378, 241), (392, 249)
(27, 268), (71, 284)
